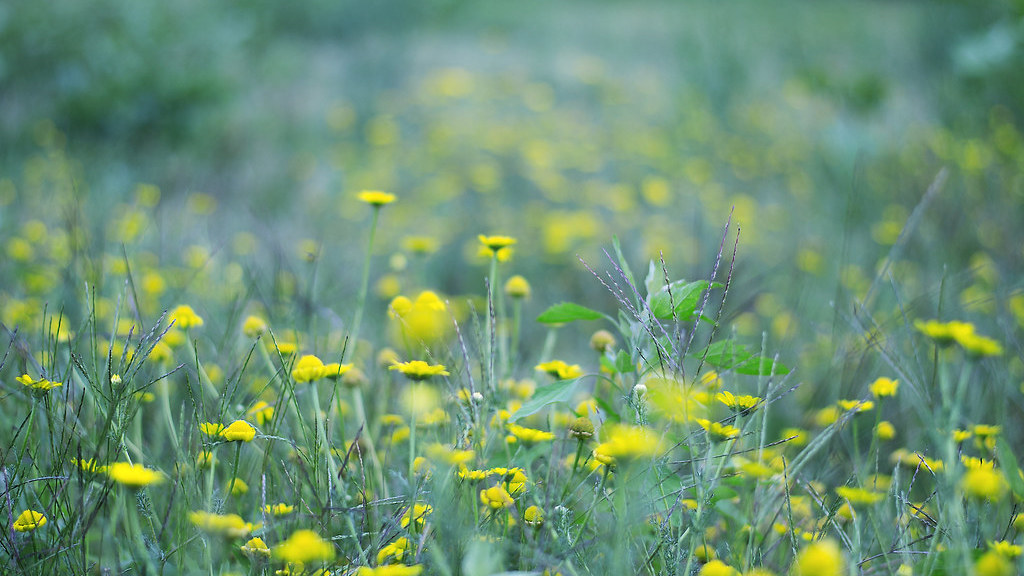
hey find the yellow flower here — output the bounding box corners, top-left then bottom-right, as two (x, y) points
(248, 401), (275, 426)
(835, 486), (885, 506)
(780, 427), (808, 447)
(357, 190), (397, 206)
(793, 539), (844, 576)
(958, 332), (1003, 357)
(227, 477), (249, 496)
(292, 354), (327, 382)
(593, 424), (664, 464)
(400, 503), (433, 528)
(698, 560), (740, 576)
(478, 234), (517, 254)
(273, 529), (336, 564)
(504, 275), (531, 298)
(357, 566), (424, 576)
(523, 505), (544, 527)
(242, 315), (268, 338)
(837, 399), (874, 413)
(388, 291), (450, 346)
(507, 423), (555, 443)
(12, 509), (47, 532)
(875, 421), (896, 441)
(715, 390), (761, 412)
(988, 540), (1023, 558)
(535, 360), (583, 380)
(480, 484), (515, 509)
(696, 419), (741, 441)
(108, 462), (163, 487)
(376, 537), (412, 564)
(189, 511), (257, 538)
(590, 329), (616, 352)
(869, 377), (899, 398)
(265, 503), (294, 516)
(16, 374), (62, 391)
(72, 457), (108, 474)
(568, 416), (595, 440)
(425, 443), (475, 466)
(200, 422), (225, 436)
(389, 360), (450, 380)
(241, 536), (271, 557)
(170, 304), (204, 329)
(220, 420), (257, 442)
(403, 235), (439, 255)
(975, 551), (1014, 576)
(322, 362), (354, 380)
(961, 467), (1008, 500)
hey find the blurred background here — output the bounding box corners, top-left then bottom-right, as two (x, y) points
(2, 0), (1023, 390)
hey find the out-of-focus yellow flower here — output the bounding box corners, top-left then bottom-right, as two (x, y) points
(170, 305), (204, 329)
(837, 399), (874, 413)
(425, 443), (474, 466)
(593, 424), (663, 465)
(220, 420), (256, 442)
(524, 505), (544, 527)
(480, 484), (515, 509)
(200, 422), (225, 436)
(108, 462), (163, 488)
(869, 377), (899, 398)
(698, 560), (740, 576)
(241, 536), (271, 557)
(388, 291), (450, 346)
(975, 550), (1014, 576)
(357, 191), (397, 206)
(535, 360), (583, 380)
(400, 503), (433, 528)
(508, 423), (555, 443)
(793, 539), (843, 576)
(72, 458), (108, 474)
(248, 401), (275, 426)
(875, 421), (896, 441)
(836, 486), (885, 506)
(12, 510), (46, 532)
(478, 234), (517, 254)
(376, 537), (412, 564)
(988, 540), (1023, 558)
(357, 566), (424, 576)
(505, 275), (531, 298)
(403, 235), (439, 255)
(189, 511), (256, 538)
(227, 478), (248, 496)
(389, 360), (449, 380)
(961, 467), (1008, 500)
(696, 419), (741, 441)
(242, 315), (268, 338)
(273, 529), (335, 564)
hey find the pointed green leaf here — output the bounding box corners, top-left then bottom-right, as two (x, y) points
(702, 340), (789, 375)
(536, 302), (603, 324)
(509, 378), (581, 421)
(996, 437), (1024, 500)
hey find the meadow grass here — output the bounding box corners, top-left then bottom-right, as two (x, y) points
(2, 3), (1024, 575)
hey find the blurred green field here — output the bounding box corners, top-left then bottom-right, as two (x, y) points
(2, 1), (1024, 574)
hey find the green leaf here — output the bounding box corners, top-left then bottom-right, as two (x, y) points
(708, 486), (738, 504)
(996, 437), (1024, 500)
(509, 378), (581, 421)
(648, 280), (718, 320)
(702, 340), (789, 375)
(599, 355), (617, 375)
(615, 349), (634, 375)
(536, 302), (604, 324)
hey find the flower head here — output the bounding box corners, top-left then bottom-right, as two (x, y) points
(715, 390), (761, 412)
(696, 419), (741, 441)
(357, 566), (424, 576)
(523, 505), (544, 527)
(400, 503), (433, 528)
(12, 509), (47, 532)
(869, 377), (899, 398)
(480, 484), (515, 509)
(508, 423), (555, 443)
(389, 360), (449, 380)
(108, 462), (163, 488)
(242, 315), (268, 338)
(504, 275), (531, 298)
(170, 305), (204, 329)
(273, 529), (335, 564)
(189, 511), (257, 538)
(357, 191), (397, 207)
(265, 502), (294, 516)
(593, 424), (664, 464)
(16, 374), (61, 392)
(478, 234), (517, 254)
(535, 360), (583, 380)
(292, 354), (326, 382)
(376, 537), (412, 564)
(961, 467), (1008, 501)
(793, 539), (844, 576)
(220, 420), (256, 442)
(241, 536), (271, 557)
